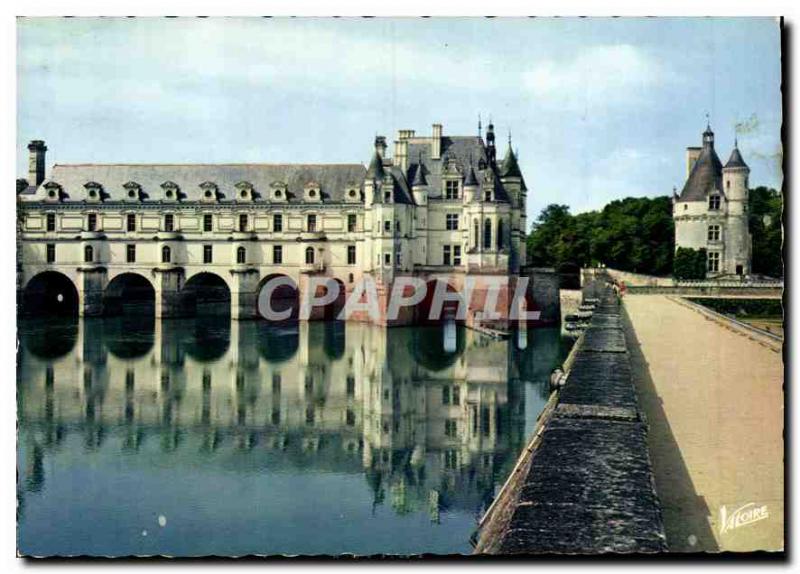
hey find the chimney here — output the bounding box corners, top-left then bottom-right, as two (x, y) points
(431, 124), (442, 159)
(394, 138), (408, 173)
(686, 147), (701, 178)
(398, 129), (415, 140)
(28, 140), (47, 187)
(374, 136), (387, 158)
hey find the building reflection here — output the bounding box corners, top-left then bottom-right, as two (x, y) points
(18, 318), (561, 521)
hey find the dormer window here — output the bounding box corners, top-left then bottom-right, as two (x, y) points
(199, 181), (219, 202)
(123, 181), (142, 201)
(84, 181), (104, 202)
(709, 194), (721, 210)
(43, 181), (62, 202)
(304, 181), (321, 202)
(484, 189), (492, 202)
(235, 181), (254, 202)
(271, 181), (288, 202)
(161, 181), (180, 202)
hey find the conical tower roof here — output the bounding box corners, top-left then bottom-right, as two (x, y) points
(366, 150), (385, 180)
(724, 142), (749, 170)
(411, 163), (427, 187)
(463, 164), (478, 187)
(499, 145), (522, 178)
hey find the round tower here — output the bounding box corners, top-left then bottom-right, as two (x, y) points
(722, 139), (750, 210)
(365, 149), (385, 208)
(722, 139), (752, 275)
(410, 157), (428, 206)
(462, 163), (479, 203)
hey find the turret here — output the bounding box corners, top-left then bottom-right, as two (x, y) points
(723, 139), (750, 205)
(499, 138), (522, 205)
(28, 140), (47, 187)
(410, 158), (428, 206)
(365, 150), (385, 207)
(462, 163), (479, 203)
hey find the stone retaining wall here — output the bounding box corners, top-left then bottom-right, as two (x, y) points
(475, 286), (667, 555)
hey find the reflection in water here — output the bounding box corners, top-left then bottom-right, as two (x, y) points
(17, 317), (570, 557)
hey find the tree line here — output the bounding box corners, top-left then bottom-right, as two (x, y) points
(526, 188), (782, 279)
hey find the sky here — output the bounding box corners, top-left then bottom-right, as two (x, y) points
(16, 17), (783, 219)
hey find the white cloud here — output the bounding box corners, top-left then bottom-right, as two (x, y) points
(523, 44), (678, 109)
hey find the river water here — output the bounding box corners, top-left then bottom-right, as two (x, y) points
(17, 316), (569, 556)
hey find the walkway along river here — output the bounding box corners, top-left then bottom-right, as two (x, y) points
(474, 287), (667, 554)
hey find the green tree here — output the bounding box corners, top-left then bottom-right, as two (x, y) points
(526, 196), (674, 276)
(673, 247), (707, 280)
(748, 186), (783, 278)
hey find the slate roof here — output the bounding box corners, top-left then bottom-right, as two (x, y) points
(463, 164), (479, 187)
(500, 145), (523, 179)
(406, 136), (512, 202)
(676, 144), (724, 203)
(19, 163), (366, 204)
(386, 166), (416, 204)
(724, 146), (749, 170)
(366, 151), (385, 180)
(409, 161), (427, 187)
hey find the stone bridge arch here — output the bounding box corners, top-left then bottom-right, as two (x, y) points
(21, 270), (80, 317)
(104, 272), (155, 316)
(182, 271), (232, 317)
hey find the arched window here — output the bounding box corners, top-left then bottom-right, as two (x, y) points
(162, 245), (171, 263)
(236, 246), (247, 264)
(84, 245), (93, 263)
(497, 219), (505, 250)
(484, 218), (492, 250)
(474, 219), (479, 249)
(305, 247), (315, 265)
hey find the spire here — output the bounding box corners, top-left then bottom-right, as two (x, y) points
(366, 150), (385, 180)
(478, 114), (482, 138)
(499, 142), (522, 178)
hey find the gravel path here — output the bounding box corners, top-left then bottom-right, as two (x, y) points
(623, 295), (783, 552)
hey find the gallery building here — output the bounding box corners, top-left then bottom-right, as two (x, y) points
(17, 122), (551, 325)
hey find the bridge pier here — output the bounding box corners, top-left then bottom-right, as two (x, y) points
(153, 268), (185, 319)
(230, 270), (260, 320)
(77, 268), (106, 317)
(524, 267), (560, 324)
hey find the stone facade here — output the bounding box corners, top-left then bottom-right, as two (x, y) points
(17, 122), (540, 324)
(672, 125), (752, 277)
